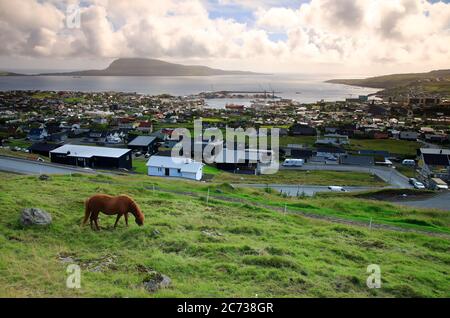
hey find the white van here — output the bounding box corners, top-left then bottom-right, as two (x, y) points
(328, 186), (347, 192)
(402, 159), (416, 166)
(430, 178), (449, 190)
(283, 159), (305, 167)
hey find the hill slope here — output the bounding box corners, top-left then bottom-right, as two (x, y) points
(39, 58), (261, 77)
(0, 173), (448, 297)
(327, 69), (450, 96)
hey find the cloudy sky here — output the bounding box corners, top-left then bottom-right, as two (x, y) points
(0, 0), (449, 75)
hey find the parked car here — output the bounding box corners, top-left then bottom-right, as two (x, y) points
(402, 159), (416, 166)
(409, 178), (418, 185)
(413, 181), (425, 189)
(328, 186), (347, 192)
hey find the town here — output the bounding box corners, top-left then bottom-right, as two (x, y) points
(0, 89), (449, 193)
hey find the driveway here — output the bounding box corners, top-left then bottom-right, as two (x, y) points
(0, 156), (96, 175)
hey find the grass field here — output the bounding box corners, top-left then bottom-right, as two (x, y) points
(0, 173), (448, 297)
(133, 160), (387, 187)
(346, 139), (420, 157)
(211, 170), (387, 187)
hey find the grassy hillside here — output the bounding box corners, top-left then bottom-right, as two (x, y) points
(0, 173), (449, 297)
(328, 69), (450, 97)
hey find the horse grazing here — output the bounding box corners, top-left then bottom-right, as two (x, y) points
(82, 194), (145, 230)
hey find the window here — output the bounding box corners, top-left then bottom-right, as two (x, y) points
(177, 169), (181, 173)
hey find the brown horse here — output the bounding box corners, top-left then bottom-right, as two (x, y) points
(82, 194), (145, 230)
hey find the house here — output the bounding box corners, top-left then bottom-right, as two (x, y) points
(137, 121), (153, 133)
(27, 128), (48, 141)
(28, 142), (60, 157)
(315, 147), (346, 162)
(283, 144), (314, 161)
(316, 134), (349, 146)
(358, 150), (390, 160)
(424, 134), (448, 143)
(399, 131), (419, 141)
(212, 148), (274, 174)
(50, 144), (132, 170)
(47, 131), (68, 143)
(419, 148), (450, 182)
(84, 131), (107, 144)
(340, 154), (374, 166)
(128, 136), (159, 154)
(146, 155), (203, 181)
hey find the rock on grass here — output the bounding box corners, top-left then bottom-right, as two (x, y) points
(143, 272), (171, 293)
(20, 208), (52, 226)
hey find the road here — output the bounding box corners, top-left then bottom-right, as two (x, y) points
(393, 192), (450, 211)
(281, 164), (412, 189)
(231, 184), (374, 196)
(0, 156), (96, 175)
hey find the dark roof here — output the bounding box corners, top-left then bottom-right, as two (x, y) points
(341, 155), (374, 166)
(358, 150), (390, 157)
(128, 136), (157, 146)
(316, 147), (346, 154)
(28, 142), (59, 152)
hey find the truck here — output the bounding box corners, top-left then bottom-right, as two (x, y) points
(430, 178), (449, 190)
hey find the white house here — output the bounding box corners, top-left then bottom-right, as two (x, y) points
(146, 155), (204, 181)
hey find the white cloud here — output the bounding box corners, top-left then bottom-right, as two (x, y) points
(0, 0), (448, 74)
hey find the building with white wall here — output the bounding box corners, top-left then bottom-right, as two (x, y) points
(146, 155), (204, 181)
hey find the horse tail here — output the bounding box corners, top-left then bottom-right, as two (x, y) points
(81, 198), (91, 226)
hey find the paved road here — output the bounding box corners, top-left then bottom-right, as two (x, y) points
(0, 156), (96, 175)
(281, 164), (412, 188)
(232, 183), (375, 196)
(393, 192), (450, 211)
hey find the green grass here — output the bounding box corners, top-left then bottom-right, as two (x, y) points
(0, 173), (449, 297)
(203, 165), (222, 175)
(132, 159), (148, 174)
(63, 97), (86, 104)
(280, 136), (317, 147)
(211, 170), (387, 187)
(395, 165), (417, 178)
(31, 92), (56, 99)
(347, 139), (420, 157)
(5, 139), (32, 149)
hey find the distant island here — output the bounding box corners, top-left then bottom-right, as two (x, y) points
(0, 71), (24, 76)
(35, 58), (262, 77)
(327, 69), (450, 96)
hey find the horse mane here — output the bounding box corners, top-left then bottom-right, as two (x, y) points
(125, 195), (144, 221)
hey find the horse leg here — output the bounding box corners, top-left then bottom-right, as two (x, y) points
(91, 211), (100, 231)
(124, 213), (129, 227)
(114, 213), (122, 228)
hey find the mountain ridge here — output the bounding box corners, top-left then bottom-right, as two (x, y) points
(326, 69), (450, 96)
(37, 58), (262, 77)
